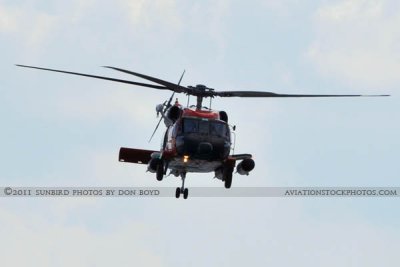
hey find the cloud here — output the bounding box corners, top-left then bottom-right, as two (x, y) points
(0, 4), (59, 56)
(119, 0), (182, 31)
(0, 5), (19, 33)
(0, 205), (163, 267)
(0, 1), (98, 53)
(69, 0), (96, 23)
(54, 88), (157, 125)
(117, 0), (231, 61)
(1, 198), (399, 267)
(307, 0), (400, 89)
(26, 13), (59, 47)
(259, 0), (300, 15)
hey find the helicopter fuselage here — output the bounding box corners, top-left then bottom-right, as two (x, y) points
(161, 106), (232, 174)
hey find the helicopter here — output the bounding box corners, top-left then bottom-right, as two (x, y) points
(16, 64), (389, 199)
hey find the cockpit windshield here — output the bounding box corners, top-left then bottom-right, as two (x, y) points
(183, 118), (228, 137)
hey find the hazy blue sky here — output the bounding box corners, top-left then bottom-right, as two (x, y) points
(1, 0), (399, 266)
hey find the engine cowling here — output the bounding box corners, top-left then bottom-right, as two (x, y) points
(166, 106), (182, 123)
(236, 158), (255, 175)
(219, 111), (228, 123)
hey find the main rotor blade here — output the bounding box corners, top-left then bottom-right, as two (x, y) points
(149, 70), (186, 143)
(16, 64), (169, 90)
(214, 91), (390, 97)
(177, 69), (186, 86)
(166, 69), (186, 108)
(148, 116), (163, 143)
(103, 66), (190, 94)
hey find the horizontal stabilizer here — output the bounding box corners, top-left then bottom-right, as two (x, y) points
(119, 147), (157, 164)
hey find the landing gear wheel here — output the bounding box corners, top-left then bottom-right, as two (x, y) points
(223, 167), (233, 189)
(183, 188), (189, 199)
(174, 172), (189, 199)
(175, 187), (181, 198)
(156, 159), (164, 181)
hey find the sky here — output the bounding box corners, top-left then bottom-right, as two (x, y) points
(1, 0), (400, 266)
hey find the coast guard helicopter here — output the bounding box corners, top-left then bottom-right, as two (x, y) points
(16, 64), (388, 199)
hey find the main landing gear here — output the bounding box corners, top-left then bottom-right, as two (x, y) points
(176, 172), (189, 199)
(155, 159), (167, 181)
(223, 166), (233, 189)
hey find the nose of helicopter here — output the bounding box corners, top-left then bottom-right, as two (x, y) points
(197, 142), (213, 154)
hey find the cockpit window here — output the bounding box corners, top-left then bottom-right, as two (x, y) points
(210, 122), (227, 137)
(183, 118), (228, 137)
(183, 119), (198, 133)
(199, 121), (209, 134)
